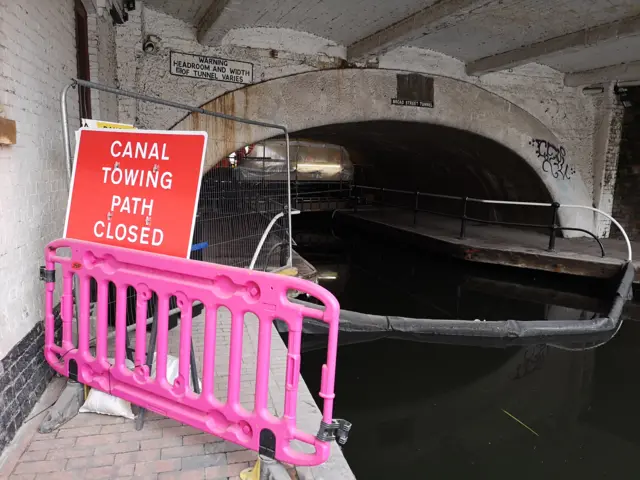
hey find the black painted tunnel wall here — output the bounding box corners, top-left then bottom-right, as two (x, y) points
(290, 121), (553, 227)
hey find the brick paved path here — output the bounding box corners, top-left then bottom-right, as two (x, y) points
(0, 309), (351, 479)
(6, 410), (257, 479)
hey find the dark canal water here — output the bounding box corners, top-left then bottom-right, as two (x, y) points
(291, 212), (640, 480)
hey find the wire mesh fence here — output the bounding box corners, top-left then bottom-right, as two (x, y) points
(60, 80), (295, 330)
(193, 141), (290, 272)
(91, 138), (292, 329)
(60, 80), (358, 335)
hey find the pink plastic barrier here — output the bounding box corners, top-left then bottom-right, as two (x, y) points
(43, 238), (343, 466)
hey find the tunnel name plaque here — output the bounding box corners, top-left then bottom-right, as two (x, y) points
(391, 98), (433, 108)
(391, 73), (434, 108)
(170, 51), (254, 85)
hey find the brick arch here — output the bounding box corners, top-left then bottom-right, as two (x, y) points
(173, 68), (592, 232)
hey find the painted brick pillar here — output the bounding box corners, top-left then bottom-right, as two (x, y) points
(612, 86), (640, 240)
(592, 85), (624, 238)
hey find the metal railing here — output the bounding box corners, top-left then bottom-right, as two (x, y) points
(60, 79), (299, 350)
(61, 78), (294, 270)
(194, 163), (291, 272)
(351, 184), (633, 262)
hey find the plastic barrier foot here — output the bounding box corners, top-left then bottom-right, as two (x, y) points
(240, 459), (260, 480)
(240, 456), (291, 480)
(38, 380), (84, 433)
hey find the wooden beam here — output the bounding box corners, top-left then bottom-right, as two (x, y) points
(0, 117), (17, 145)
(196, 0), (233, 46)
(466, 14), (640, 76)
(564, 60), (640, 87)
(347, 0), (486, 61)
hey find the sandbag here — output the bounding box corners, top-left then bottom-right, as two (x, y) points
(79, 354), (201, 420)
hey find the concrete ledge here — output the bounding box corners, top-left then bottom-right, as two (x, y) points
(335, 208), (639, 282)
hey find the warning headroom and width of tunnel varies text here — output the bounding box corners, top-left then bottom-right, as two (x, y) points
(170, 51), (253, 85)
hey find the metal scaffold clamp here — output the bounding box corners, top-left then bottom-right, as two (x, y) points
(316, 419), (352, 445)
(39, 266), (55, 283)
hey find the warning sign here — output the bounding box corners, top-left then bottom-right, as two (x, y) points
(82, 119), (136, 129)
(170, 51), (253, 84)
(64, 128), (207, 258)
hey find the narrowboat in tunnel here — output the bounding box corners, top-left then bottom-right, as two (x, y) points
(228, 138), (354, 183)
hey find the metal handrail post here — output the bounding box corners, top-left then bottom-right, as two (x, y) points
(249, 210), (301, 270)
(459, 197), (468, 239)
(561, 205), (632, 261)
(556, 227), (606, 257)
(60, 82), (79, 350)
(548, 202), (560, 251)
(61, 83), (74, 186)
(354, 184), (359, 213)
(284, 130), (293, 268)
(352, 171), (358, 212)
(348, 183), (633, 262)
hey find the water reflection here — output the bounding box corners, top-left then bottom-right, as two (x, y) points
(292, 213), (640, 479)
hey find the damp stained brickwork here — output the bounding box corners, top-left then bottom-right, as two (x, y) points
(0, 309), (60, 455)
(612, 87), (640, 240)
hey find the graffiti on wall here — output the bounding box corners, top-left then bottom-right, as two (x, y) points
(529, 139), (576, 180)
(512, 344), (548, 380)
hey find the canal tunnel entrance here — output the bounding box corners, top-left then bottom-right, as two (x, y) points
(173, 69), (592, 234)
(186, 117), (561, 280)
(286, 120), (554, 227)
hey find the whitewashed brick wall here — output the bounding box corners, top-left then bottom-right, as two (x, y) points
(591, 86), (624, 238)
(115, 5), (142, 124)
(88, 9), (119, 121)
(0, 0), (79, 359)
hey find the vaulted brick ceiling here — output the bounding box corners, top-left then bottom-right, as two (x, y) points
(145, 0), (640, 85)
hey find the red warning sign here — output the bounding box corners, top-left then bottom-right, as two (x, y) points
(64, 128), (207, 258)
